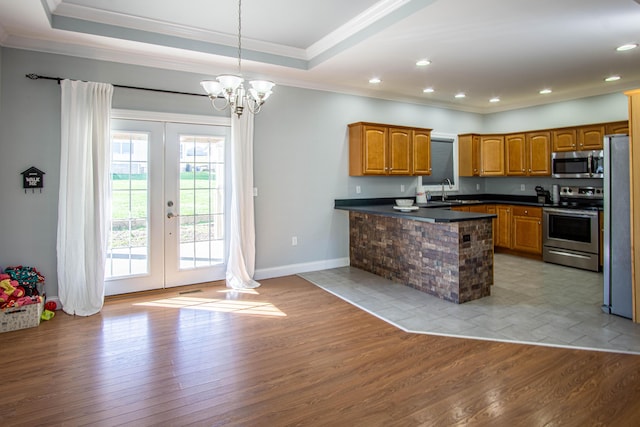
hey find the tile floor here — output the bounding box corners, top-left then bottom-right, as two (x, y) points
(299, 253), (640, 355)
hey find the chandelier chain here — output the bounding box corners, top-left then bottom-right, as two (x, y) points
(237, 0), (242, 76)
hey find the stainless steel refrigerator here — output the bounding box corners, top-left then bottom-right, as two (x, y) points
(602, 134), (632, 319)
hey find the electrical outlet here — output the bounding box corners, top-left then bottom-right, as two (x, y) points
(476, 184), (480, 191)
(356, 185), (361, 194)
(291, 236), (298, 246)
(400, 184), (405, 192)
(520, 184), (525, 191)
(253, 187), (258, 197)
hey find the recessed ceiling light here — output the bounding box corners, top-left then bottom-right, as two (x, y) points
(423, 87), (434, 93)
(605, 75), (621, 82)
(489, 97), (500, 103)
(616, 43), (638, 51)
(455, 93), (466, 99)
(416, 59), (431, 66)
(369, 77), (381, 84)
(539, 88), (552, 94)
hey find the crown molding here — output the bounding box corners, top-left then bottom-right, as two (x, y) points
(52, 1), (307, 60)
(307, 0), (411, 60)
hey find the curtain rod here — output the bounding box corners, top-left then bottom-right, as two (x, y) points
(25, 73), (208, 98)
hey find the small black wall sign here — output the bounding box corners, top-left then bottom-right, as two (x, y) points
(21, 166), (45, 193)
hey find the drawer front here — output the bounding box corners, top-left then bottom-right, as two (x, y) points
(511, 206), (542, 218)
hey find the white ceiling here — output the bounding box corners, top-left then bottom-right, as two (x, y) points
(1, 0), (639, 113)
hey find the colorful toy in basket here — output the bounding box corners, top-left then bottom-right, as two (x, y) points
(1, 267), (45, 309)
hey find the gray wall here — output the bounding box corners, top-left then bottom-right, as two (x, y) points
(482, 93), (628, 133)
(0, 47), (629, 298)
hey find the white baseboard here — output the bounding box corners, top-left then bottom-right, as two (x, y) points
(254, 257), (350, 281)
(47, 259), (350, 304)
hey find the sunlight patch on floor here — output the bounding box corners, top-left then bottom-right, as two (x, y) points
(134, 295), (286, 317)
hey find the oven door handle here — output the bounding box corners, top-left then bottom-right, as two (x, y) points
(543, 208), (598, 218)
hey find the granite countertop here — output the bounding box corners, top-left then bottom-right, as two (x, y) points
(334, 204), (496, 223)
(334, 194), (602, 223)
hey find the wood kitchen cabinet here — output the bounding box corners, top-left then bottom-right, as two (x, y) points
(348, 122), (431, 176)
(349, 123), (387, 175)
(459, 134), (481, 176)
(553, 124), (604, 151)
(388, 127), (412, 175)
(527, 131), (552, 175)
(552, 128), (577, 152)
(460, 133), (507, 177)
(578, 124), (605, 150)
(505, 133), (526, 176)
(480, 135), (505, 176)
(605, 120), (629, 135)
(511, 206), (542, 255)
(486, 205), (497, 245)
(495, 205), (512, 248)
(505, 132), (551, 176)
(412, 129), (432, 175)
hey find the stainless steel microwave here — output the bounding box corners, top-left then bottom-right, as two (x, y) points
(551, 150), (604, 178)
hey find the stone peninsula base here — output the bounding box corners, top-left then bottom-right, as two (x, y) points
(349, 211), (493, 303)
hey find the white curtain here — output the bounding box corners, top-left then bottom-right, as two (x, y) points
(226, 112), (261, 289)
(57, 80), (113, 316)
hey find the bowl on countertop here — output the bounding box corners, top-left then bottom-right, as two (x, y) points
(395, 199), (414, 207)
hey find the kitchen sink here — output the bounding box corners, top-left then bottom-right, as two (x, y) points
(420, 200), (482, 208)
(450, 199), (482, 204)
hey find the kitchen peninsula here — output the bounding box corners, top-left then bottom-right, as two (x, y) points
(335, 200), (496, 303)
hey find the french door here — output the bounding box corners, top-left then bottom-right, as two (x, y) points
(105, 118), (230, 295)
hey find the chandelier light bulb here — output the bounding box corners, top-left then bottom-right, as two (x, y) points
(199, 0), (275, 117)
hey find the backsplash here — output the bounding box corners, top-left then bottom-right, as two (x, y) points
(460, 176), (603, 197)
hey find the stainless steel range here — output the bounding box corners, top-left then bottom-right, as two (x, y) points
(542, 186), (602, 271)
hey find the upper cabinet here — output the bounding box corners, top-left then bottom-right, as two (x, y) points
(348, 122), (431, 176)
(480, 135), (505, 176)
(388, 127), (412, 175)
(412, 129), (432, 176)
(505, 133), (526, 176)
(552, 128), (577, 152)
(459, 134), (481, 176)
(527, 131), (552, 175)
(459, 134), (504, 176)
(552, 124), (606, 151)
(605, 121), (629, 135)
(506, 132), (551, 176)
(577, 124), (605, 150)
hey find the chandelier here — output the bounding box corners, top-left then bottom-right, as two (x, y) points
(200, 0), (275, 117)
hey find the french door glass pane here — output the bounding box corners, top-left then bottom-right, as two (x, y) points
(178, 135), (225, 269)
(106, 131), (150, 277)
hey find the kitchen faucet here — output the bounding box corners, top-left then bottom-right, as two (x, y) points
(441, 178), (452, 201)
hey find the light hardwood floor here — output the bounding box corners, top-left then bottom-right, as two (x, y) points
(2, 275), (640, 426)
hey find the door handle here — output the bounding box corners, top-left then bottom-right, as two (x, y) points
(167, 212), (178, 219)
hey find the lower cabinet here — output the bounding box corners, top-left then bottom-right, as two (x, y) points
(495, 205), (512, 248)
(486, 205), (497, 245)
(492, 204), (542, 256)
(452, 203), (542, 256)
(511, 206), (542, 255)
